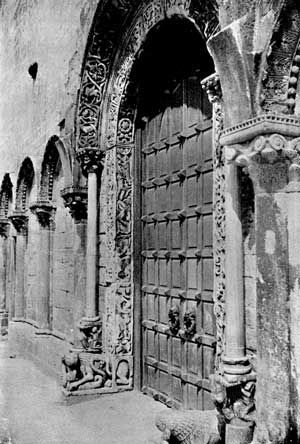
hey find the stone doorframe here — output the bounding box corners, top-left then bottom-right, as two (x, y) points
(63, 0), (228, 398)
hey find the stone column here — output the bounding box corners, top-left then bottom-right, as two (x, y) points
(9, 211), (28, 319)
(222, 162), (251, 377)
(61, 151), (109, 396)
(30, 200), (55, 330)
(0, 214), (9, 333)
(223, 122), (300, 444)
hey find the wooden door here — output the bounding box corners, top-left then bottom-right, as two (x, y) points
(139, 73), (215, 410)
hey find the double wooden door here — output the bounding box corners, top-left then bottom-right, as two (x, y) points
(139, 73), (215, 410)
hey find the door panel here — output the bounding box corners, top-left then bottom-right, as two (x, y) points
(140, 74), (215, 410)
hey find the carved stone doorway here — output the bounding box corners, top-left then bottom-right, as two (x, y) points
(134, 19), (216, 409)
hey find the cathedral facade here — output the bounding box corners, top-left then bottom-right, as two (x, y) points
(0, 1), (299, 443)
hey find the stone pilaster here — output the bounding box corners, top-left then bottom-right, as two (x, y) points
(9, 211), (28, 320)
(30, 199), (56, 330)
(221, 115), (300, 444)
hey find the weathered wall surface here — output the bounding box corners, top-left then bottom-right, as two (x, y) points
(0, 0), (100, 374)
(0, 0), (99, 185)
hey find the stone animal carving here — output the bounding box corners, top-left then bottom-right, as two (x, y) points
(62, 351), (112, 392)
(155, 409), (221, 444)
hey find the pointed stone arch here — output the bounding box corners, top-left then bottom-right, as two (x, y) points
(0, 174), (13, 221)
(15, 158), (35, 212)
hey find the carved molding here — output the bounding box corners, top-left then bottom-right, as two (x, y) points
(220, 114), (300, 146)
(9, 210), (28, 236)
(202, 73), (226, 368)
(60, 185), (88, 222)
(260, 2), (300, 115)
(30, 199), (56, 229)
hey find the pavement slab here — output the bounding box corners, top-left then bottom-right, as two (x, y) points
(0, 339), (167, 444)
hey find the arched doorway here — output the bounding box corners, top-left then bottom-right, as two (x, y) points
(133, 18), (215, 409)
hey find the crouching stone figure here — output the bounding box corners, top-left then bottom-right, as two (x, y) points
(155, 409), (221, 444)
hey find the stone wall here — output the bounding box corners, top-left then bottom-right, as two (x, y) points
(0, 0), (100, 376)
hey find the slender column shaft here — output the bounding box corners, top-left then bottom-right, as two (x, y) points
(15, 234), (26, 318)
(86, 171), (97, 318)
(8, 237), (16, 320)
(0, 236), (6, 311)
(223, 162), (247, 371)
(38, 227), (50, 328)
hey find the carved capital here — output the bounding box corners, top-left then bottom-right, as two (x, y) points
(76, 148), (105, 176)
(30, 199), (56, 229)
(60, 185), (87, 223)
(9, 210), (28, 235)
(201, 72), (222, 103)
(78, 316), (102, 351)
(226, 134), (300, 192)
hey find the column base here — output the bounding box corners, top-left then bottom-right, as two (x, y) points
(226, 422), (254, 444)
(0, 310), (8, 335)
(61, 349), (133, 397)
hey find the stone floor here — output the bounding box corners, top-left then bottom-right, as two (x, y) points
(0, 338), (167, 444)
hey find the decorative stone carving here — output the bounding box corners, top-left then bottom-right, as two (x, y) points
(155, 408), (221, 444)
(76, 148), (105, 176)
(60, 185), (88, 222)
(167, 305), (180, 335)
(211, 373), (256, 444)
(62, 351), (112, 393)
(0, 212), (9, 238)
(30, 199), (56, 229)
(260, 4), (300, 114)
(9, 210), (28, 236)
(115, 284), (132, 354)
(226, 133), (300, 192)
(202, 73), (225, 368)
(78, 316), (102, 351)
(115, 357), (132, 386)
(74, 0), (220, 400)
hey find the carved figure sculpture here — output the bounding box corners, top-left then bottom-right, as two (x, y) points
(168, 305), (180, 335)
(62, 352), (112, 392)
(78, 316), (102, 350)
(155, 409), (221, 444)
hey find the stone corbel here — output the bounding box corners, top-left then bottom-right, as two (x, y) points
(60, 185), (88, 223)
(0, 211), (10, 238)
(9, 210), (29, 236)
(201, 72), (222, 104)
(30, 199), (56, 229)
